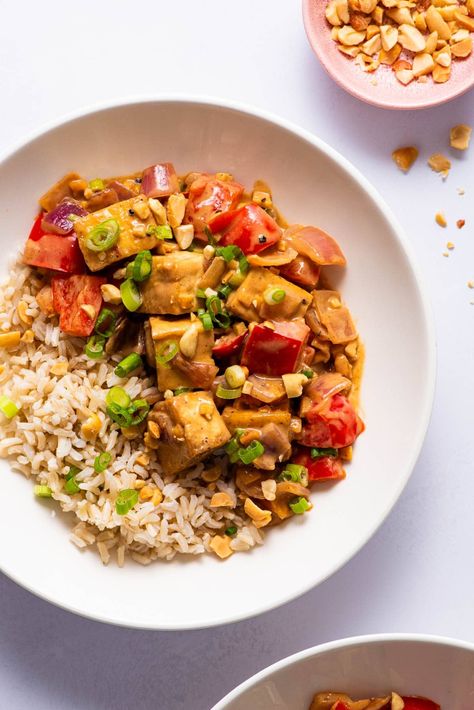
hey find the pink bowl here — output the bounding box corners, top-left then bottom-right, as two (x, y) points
(303, 0), (474, 110)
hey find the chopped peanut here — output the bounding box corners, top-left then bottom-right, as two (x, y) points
(136, 453), (150, 467)
(100, 284), (122, 305)
(457, 219), (466, 229)
(139, 485), (154, 501)
(51, 361), (69, 377)
(21, 330), (35, 343)
(81, 413), (102, 440)
(428, 153), (451, 174)
(262, 479), (277, 501)
(244, 498), (272, 528)
(210, 534), (234, 559)
(435, 212), (447, 228)
(450, 124), (472, 150)
(201, 465), (222, 482)
(0, 331), (21, 349)
(392, 146), (419, 172)
(17, 301), (33, 326)
(210, 492), (235, 508)
(152, 489), (163, 506)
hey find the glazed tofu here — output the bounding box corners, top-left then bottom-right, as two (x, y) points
(153, 391), (231, 476)
(150, 316), (215, 391)
(74, 196), (158, 271)
(226, 267), (311, 322)
(139, 252), (204, 315)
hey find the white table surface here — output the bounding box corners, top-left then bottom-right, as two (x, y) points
(1, 2), (473, 709)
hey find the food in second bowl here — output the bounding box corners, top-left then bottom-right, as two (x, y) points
(325, 0), (474, 85)
(0, 163), (363, 565)
(310, 691), (440, 709)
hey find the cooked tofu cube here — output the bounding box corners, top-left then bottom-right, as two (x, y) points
(139, 252), (204, 315)
(226, 267), (311, 322)
(150, 316), (215, 391)
(153, 391), (231, 476)
(74, 196), (158, 271)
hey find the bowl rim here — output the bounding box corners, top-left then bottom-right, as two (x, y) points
(211, 632), (474, 709)
(301, 0), (474, 111)
(0, 95), (436, 629)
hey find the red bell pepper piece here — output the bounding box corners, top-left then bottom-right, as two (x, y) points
(185, 174), (244, 237)
(292, 447), (346, 482)
(23, 215), (86, 274)
(209, 203), (281, 255)
(279, 255), (320, 289)
(52, 274), (106, 337)
(141, 162), (179, 198)
(401, 698), (440, 710)
(331, 703), (350, 710)
(300, 393), (364, 449)
(212, 330), (247, 358)
(241, 321), (309, 376)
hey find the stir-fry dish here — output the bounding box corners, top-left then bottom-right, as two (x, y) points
(310, 692), (440, 710)
(0, 163), (363, 564)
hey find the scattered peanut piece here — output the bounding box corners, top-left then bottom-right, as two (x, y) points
(392, 146), (419, 172)
(457, 187), (465, 196)
(457, 219), (466, 229)
(450, 124), (472, 151)
(467, 281), (474, 289)
(209, 534), (234, 559)
(435, 212), (447, 228)
(428, 153), (451, 175)
(446, 242), (455, 250)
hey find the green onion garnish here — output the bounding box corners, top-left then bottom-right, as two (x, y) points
(94, 308), (116, 338)
(217, 284), (233, 300)
(127, 399), (150, 426)
(106, 402), (133, 427)
(238, 440), (264, 464)
(227, 267), (247, 289)
(216, 245), (240, 262)
(174, 387), (191, 396)
(66, 465), (81, 480)
(34, 484), (53, 498)
(216, 384), (242, 400)
(206, 295), (222, 317)
(120, 278), (142, 312)
(239, 255), (249, 274)
(198, 312), (213, 331)
(279, 463), (308, 484)
(114, 352), (143, 378)
(94, 452), (112, 473)
(156, 340), (179, 366)
(203, 226), (217, 246)
(64, 476), (80, 494)
(310, 447), (338, 459)
(301, 368), (314, 379)
(152, 225), (173, 240)
(0, 395), (19, 419)
(131, 250), (152, 282)
(196, 288), (207, 299)
(289, 496), (311, 515)
(85, 334), (106, 360)
(225, 526), (237, 537)
(263, 287), (286, 305)
(106, 386), (131, 409)
(86, 219), (120, 252)
(88, 178), (105, 191)
(224, 365), (246, 389)
(115, 488), (139, 515)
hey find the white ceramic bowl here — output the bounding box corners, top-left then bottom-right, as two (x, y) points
(212, 634), (474, 709)
(0, 98), (435, 629)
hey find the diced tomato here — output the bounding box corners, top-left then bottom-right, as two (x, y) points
(141, 162), (179, 198)
(401, 698), (440, 710)
(241, 321), (309, 376)
(300, 393), (364, 449)
(332, 703), (350, 710)
(52, 274), (106, 337)
(28, 214), (46, 241)
(292, 447), (346, 482)
(209, 203), (281, 255)
(279, 255), (320, 289)
(284, 225), (346, 266)
(185, 174), (244, 237)
(212, 331), (247, 358)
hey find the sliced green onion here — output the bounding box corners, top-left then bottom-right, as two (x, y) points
(279, 463), (307, 483)
(289, 496), (311, 515)
(203, 226), (217, 246)
(206, 295), (222, 317)
(226, 430), (244, 463)
(216, 245), (240, 262)
(263, 287), (286, 305)
(310, 447), (338, 459)
(114, 353), (143, 378)
(120, 278), (142, 312)
(238, 440), (264, 464)
(198, 312), (213, 331)
(106, 403), (132, 427)
(224, 365), (246, 389)
(0, 395), (19, 419)
(86, 219), (120, 252)
(156, 340), (178, 366)
(34, 484), (52, 498)
(94, 452), (112, 473)
(174, 387), (191, 396)
(64, 476), (80, 494)
(214, 311), (231, 328)
(94, 308), (116, 338)
(217, 284), (233, 300)
(216, 384), (242, 400)
(66, 465), (81, 480)
(152, 225), (173, 240)
(227, 268), (247, 289)
(88, 178), (105, 191)
(115, 488), (139, 515)
(196, 288), (207, 299)
(127, 399), (150, 426)
(239, 255), (249, 274)
(85, 334), (106, 360)
(225, 526), (237, 537)
(106, 386), (131, 409)
(301, 368), (314, 379)
(132, 250), (152, 282)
